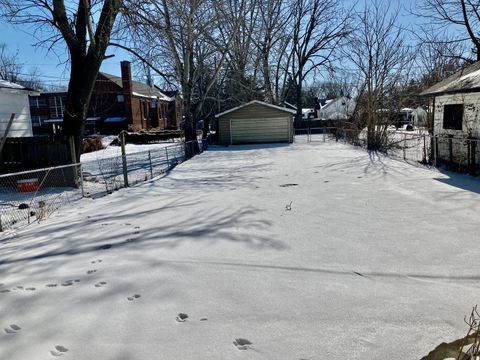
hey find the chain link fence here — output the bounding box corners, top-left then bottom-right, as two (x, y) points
(0, 164), (83, 231)
(0, 138), (209, 232)
(297, 126), (480, 175)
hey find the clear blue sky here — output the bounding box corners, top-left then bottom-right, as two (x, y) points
(0, 0), (418, 89)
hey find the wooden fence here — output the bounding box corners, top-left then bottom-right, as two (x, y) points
(0, 135), (73, 174)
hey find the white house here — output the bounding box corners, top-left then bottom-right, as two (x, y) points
(421, 61), (480, 138)
(0, 79), (38, 137)
(318, 96), (356, 121)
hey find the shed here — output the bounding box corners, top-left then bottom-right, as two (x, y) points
(0, 79), (38, 137)
(215, 100), (295, 145)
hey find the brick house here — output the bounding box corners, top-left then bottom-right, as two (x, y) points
(30, 61), (181, 135)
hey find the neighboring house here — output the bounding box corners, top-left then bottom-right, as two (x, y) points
(29, 61), (181, 135)
(215, 100), (295, 145)
(421, 61), (480, 138)
(279, 101), (297, 111)
(0, 79), (39, 137)
(318, 96), (356, 121)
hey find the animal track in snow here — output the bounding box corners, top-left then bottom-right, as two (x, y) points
(233, 338), (252, 350)
(86, 269), (97, 275)
(46, 283), (58, 288)
(61, 280), (75, 287)
(91, 259), (102, 264)
(0, 289), (10, 293)
(99, 244), (112, 250)
(25, 287), (36, 291)
(175, 313), (188, 322)
(94, 281), (107, 288)
(50, 345), (69, 356)
(127, 294), (141, 301)
(4, 324), (21, 334)
(279, 183), (298, 187)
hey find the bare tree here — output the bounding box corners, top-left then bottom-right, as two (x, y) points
(414, 0), (480, 61)
(126, 0), (246, 143)
(255, 0), (289, 103)
(0, 42), (21, 82)
(0, 0), (123, 160)
(345, 0), (412, 150)
(288, 0), (350, 119)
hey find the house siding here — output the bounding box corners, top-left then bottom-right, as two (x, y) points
(434, 93), (480, 138)
(0, 90), (33, 137)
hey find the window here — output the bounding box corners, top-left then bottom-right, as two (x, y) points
(29, 96), (47, 108)
(31, 115), (48, 126)
(443, 104), (463, 130)
(117, 94), (124, 103)
(143, 101), (148, 119)
(49, 95), (66, 119)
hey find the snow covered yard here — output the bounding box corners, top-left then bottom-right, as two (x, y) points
(1, 138), (480, 359)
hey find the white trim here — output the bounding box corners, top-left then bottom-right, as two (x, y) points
(215, 100), (296, 118)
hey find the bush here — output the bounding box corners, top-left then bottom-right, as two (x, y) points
(83, 135), (105, 154)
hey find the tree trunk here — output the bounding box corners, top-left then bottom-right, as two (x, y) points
(62, 55), (101, 162)
(295, 78), (303, 119)
(263, 47), (274, 104)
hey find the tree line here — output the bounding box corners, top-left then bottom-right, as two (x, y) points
(0, 0), (478, 154)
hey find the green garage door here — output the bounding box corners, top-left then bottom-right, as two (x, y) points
(230, 117), (290, 144)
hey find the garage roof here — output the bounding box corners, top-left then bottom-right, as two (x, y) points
(215, 100), (296, 118)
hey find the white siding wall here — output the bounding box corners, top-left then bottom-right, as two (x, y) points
(0, 90), (33, 137)
(434, 93), (480, 138)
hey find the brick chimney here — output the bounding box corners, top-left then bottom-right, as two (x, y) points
(120, 61), (132, 95)
(120, 61), (133, 127)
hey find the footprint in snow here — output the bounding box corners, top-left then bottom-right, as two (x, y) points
(46, 283), (58, 288)
(4, 324), (21, 334)
(233, 338), (252, 350)
(91, 259), (103, 264)
(25, 287), (36, 291)
(94, 281), (107, 288)
(99, 244), (112, 250)
(61, 280), (79, 287)
(127, 294), (141, 301)
(50, 345), (69, 357)
(86, 269), (97, 275)
(175, 313), (188, 322)
(0, 289), (10, 293)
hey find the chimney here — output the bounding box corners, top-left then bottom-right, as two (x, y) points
(120, 61), (134, 127)
(120, 61), (132, 95)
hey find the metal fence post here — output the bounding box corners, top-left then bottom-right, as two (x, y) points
(165, 147), (169, 169)
(120, 131), (129, 187)
(423, 135), (427, 163)
(79, 163), (85, 198)
(148, 150), (153, 178)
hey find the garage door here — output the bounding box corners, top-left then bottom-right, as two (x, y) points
(230, 117), (290, 144)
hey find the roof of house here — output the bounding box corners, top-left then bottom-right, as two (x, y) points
(215, 100), (296, 118)
(421, 61), (480, 96)
(0, 79), (25, 90)
(100, 73), (173, 101)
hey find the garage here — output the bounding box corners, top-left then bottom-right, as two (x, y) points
(215, 100), (295, 145)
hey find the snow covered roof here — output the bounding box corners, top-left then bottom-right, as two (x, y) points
(0, 79), (25, 90)
(100, 73), (173, 101)
(421, 61), (480, 96)
(0, 79), (38, 94)
(215, 100), (296, 118)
